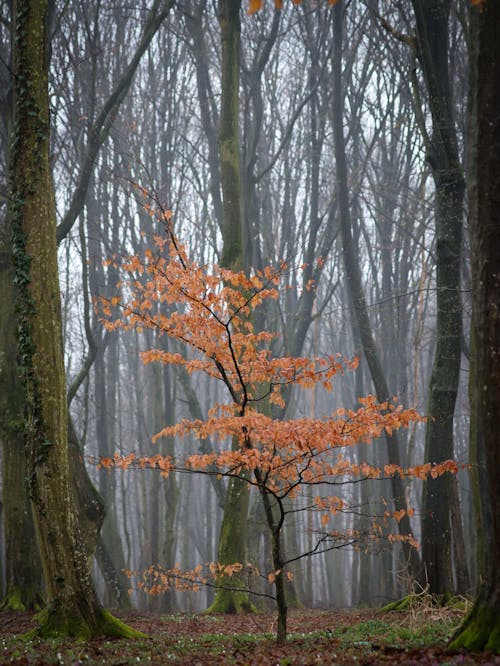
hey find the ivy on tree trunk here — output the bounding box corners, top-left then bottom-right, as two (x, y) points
(8, 0), (141, 639)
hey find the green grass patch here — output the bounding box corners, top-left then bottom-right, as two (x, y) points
(328, 617), (457, 649)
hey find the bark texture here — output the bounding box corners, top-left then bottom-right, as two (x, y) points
(9, 0), (141, 638)
(450, 0), (500, 653)
(411, 0), (466, 596)
(206, 0), (253, 614)
(0, 230), (43, 610)
(0, 0), (43, 610)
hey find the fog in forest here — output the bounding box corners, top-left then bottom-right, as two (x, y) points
(0, 0), (474, 619)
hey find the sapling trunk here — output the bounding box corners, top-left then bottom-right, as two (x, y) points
(257, 470), (288, 642)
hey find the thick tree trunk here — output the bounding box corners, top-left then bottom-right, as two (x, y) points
(1, 0), (173, 617)
(450, 0), (500, 652)
(207, 0), (253, 614)
(411, 0), (466, 596)
(218, 0), (243, 272)
(0, 235), (43, 610)
(1, 211), (102, 615)
(8, 0), (141, 638)
(1, 437), (43, 610)
(0, 1), (43, 610)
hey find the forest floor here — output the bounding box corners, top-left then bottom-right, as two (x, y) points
(0, 606), (499, 665)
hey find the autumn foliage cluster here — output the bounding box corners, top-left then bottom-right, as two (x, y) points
(99, 209), (457, 620)
(247, 0), (339, 17)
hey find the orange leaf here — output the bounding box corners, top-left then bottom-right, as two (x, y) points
(268, 569), (280, 584)
(248, 0), (263, 14)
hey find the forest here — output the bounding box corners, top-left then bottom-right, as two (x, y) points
(0, 0), (499, 663)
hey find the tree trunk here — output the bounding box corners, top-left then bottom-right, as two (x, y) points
(411, 0), (466, 597)
(0, 230), (43, 610)
(85, 181), (131, 610)
(8, 0), (140, 638)
(1, 0), (172, 617)
(449, 473), (470, 595)
(161, 359), (180, 611)
(218, 0), (243, 272)
(450, 0), (500, 652)
(257, 475), (287, 642)
(206, 0), (253, 614)
(331, 0), (420, 579)
(0, 1), (43, 611)
(68, 417), (105, 564)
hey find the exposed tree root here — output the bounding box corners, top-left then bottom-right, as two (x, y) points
(204, 588), (256, 614)
(450, 591), (500, 654)
(24, 607), (146, 640)
(1, 586), (44, 612)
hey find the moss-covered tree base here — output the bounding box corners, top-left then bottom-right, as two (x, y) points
(380, 592), (454, 613)
(450, 597), (500, 653)
(1, 586), (44, 612)
(204, 587), (256, 614)
(25, 607), (146, 640)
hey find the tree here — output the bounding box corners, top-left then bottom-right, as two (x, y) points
(1, 0), (175, 611)
(199, 0), (255, 613)
(245, 0), (470, 603)
(331, 0), (421, 580)
(450, 0), (500, 652)
(7, 0), (142, 638)
(410, 0), (466, 597)
(0, 0), (43, 611)
(100, 210), (457, 642)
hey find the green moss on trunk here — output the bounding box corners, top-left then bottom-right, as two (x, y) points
(218, 0), (243, 271)
(450, 601), (500, 653)
(1, 586), (43, 612)
(205, 475), (254, 613)
(0, 212), (43, 611)
(26, 608), (145, 640)
(205, 589), (255, 614)
(9, 0), (140, 641)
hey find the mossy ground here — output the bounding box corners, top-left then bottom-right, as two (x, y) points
(1, 607), (497, 664)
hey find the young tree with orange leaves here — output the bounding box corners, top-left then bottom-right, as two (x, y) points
(100, 206), (458, 642)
